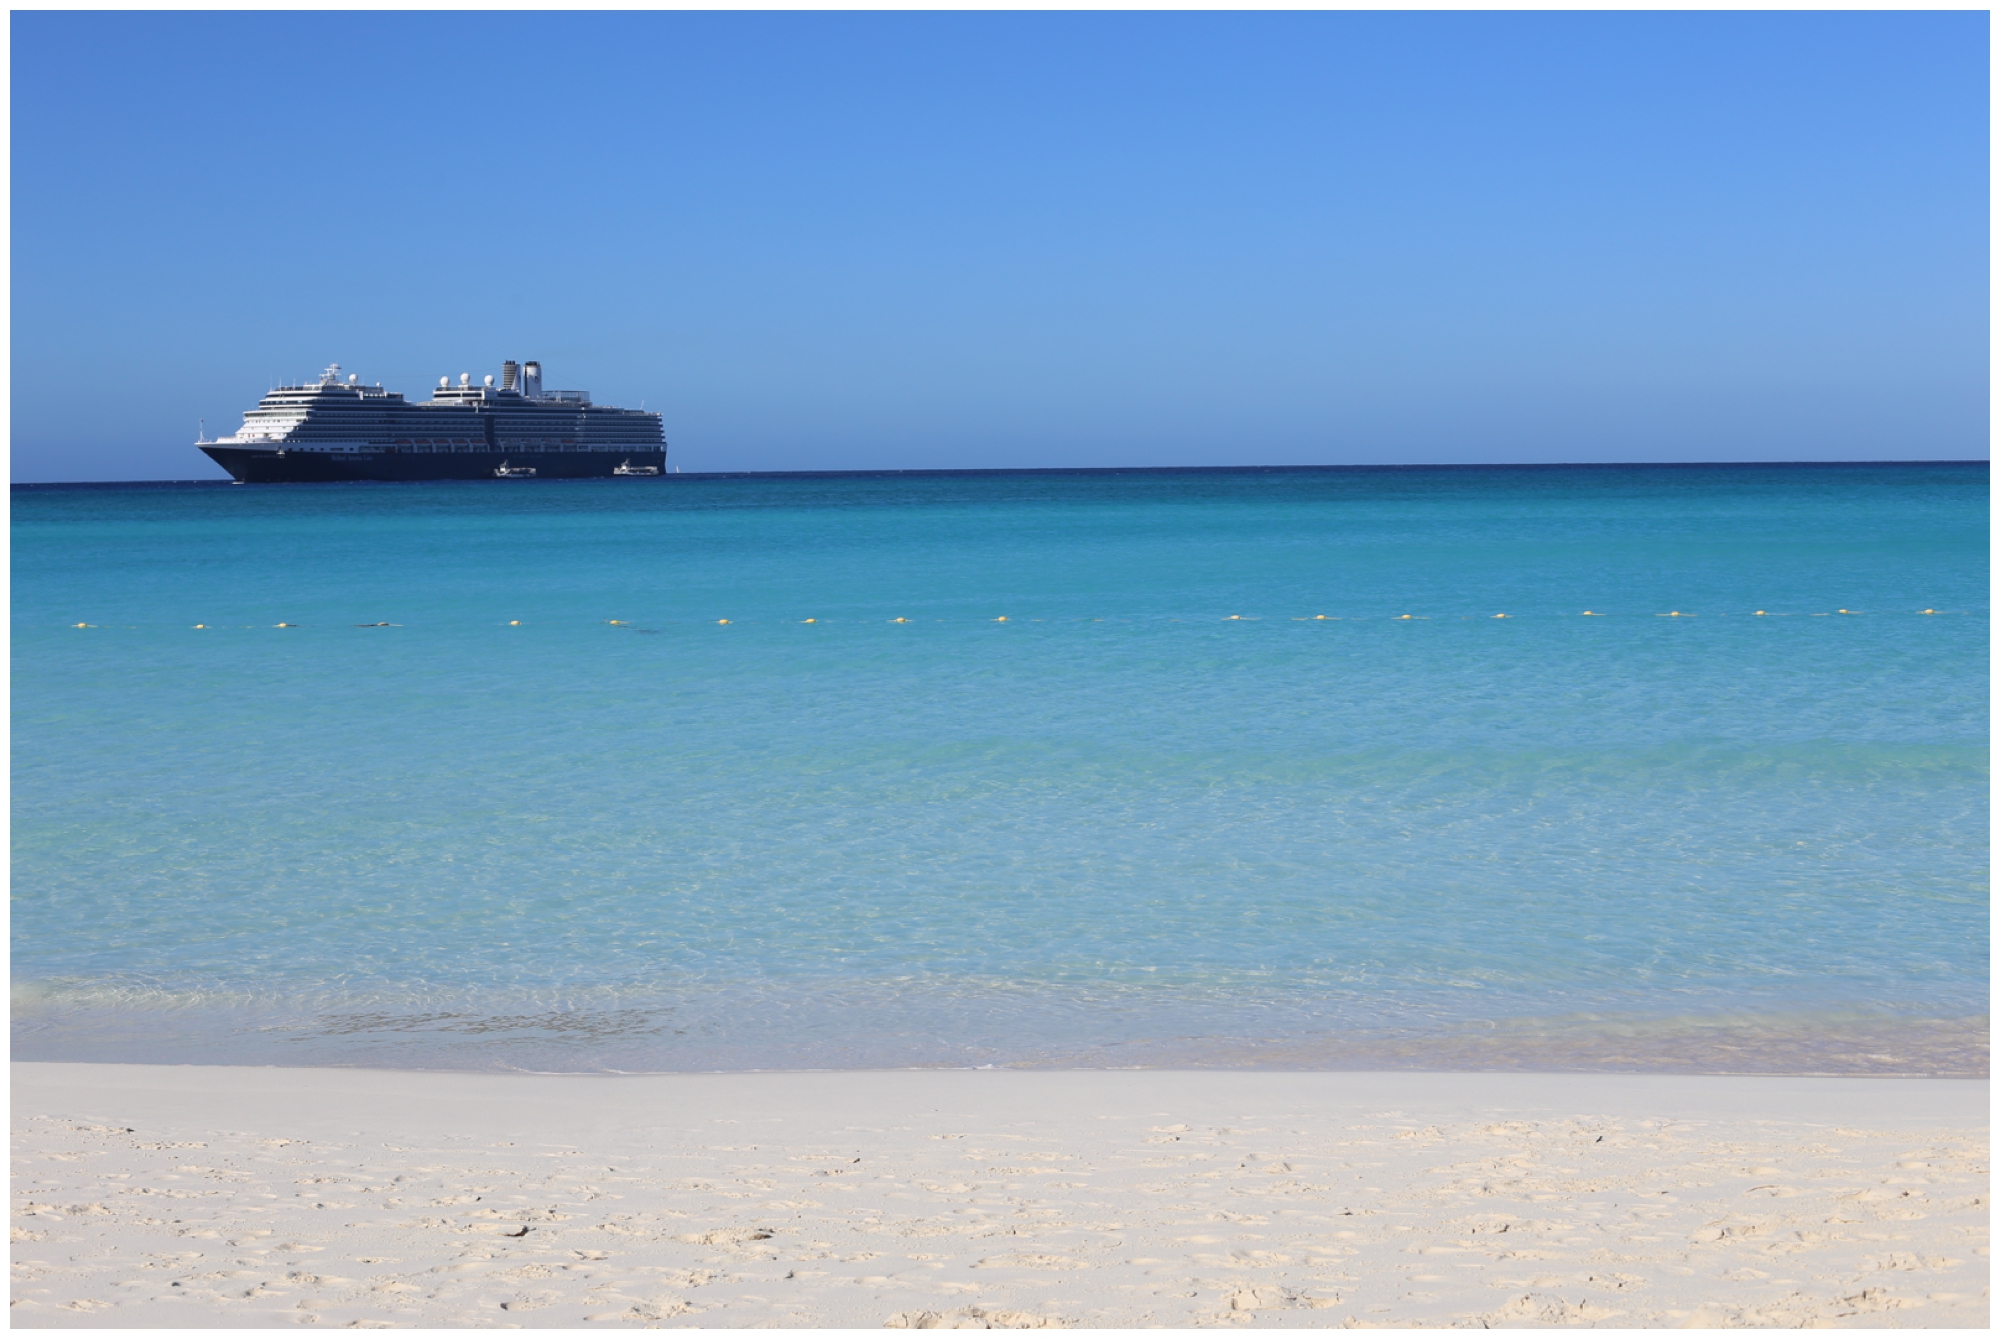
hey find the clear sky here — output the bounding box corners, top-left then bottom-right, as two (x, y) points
(11, 11), (1988, 482)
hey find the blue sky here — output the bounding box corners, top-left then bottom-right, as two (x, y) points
(11, 11), (1988, 481)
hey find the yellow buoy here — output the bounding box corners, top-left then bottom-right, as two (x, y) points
(717, 619), (730, 624)
(1492, 613), (1507, 619)
(995, 616), (1008, 622)
(192, 624), (207, 629)
(1314, 614), (1329, 620)
(508, 620), (521, 626)
(891, 617), (909, 623)
(1754, 610), (1767, 616)
(275, 622), (295, 628)
(1397, 614), (1412, 620)
(1921, 608), (1936, 614)
(1666, 611), (1681, 617)
(802, 618), (816, 623)
(1581, 610), (1596, 616)
(73, 622), (90, 628)
(606, 619), (625, 625)
(1838, 608), (1852, 614)
(1226, 615), (1242, 620)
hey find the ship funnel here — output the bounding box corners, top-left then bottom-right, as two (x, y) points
(522, 361), (542, 398)
(501, 360), (519, 391)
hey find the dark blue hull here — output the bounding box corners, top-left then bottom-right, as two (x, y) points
(200, 446), (668, 483)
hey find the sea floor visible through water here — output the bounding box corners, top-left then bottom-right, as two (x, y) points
(11, 463), (1989, 1076)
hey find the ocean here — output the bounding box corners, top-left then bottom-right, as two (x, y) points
(11, 463), (1988, 1075)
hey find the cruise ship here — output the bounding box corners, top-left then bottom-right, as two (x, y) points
(199, 361), (667, 482)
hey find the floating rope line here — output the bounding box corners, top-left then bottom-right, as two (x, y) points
(101, 609), (1982, 630)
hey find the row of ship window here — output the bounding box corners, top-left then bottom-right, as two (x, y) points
(391, 442), (603, 451)
(256, 415), (624, 428)
(261, 422), (611, 432)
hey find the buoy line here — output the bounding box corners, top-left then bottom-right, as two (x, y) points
(72, 608), (1976, 630)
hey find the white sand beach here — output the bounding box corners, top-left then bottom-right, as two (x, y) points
(10, 1063), (1987, 1328)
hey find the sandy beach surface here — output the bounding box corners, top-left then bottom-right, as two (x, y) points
(10, 1063), (1987, 1329)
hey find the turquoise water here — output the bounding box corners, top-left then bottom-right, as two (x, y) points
(11, 464), (1989, 1074)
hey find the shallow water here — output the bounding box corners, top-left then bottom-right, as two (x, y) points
(11, 464), (1989, 1074)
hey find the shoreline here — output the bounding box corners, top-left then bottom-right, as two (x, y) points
(13, 1062), (1987, 1328)
(14, 1001), (1986, 1080)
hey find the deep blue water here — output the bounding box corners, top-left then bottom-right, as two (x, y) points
(11, 464), (1989, 1074)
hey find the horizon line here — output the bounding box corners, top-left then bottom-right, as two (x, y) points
(10, 459), (1990, 490)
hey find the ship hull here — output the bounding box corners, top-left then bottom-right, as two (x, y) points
(201, 446), (668, 483)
